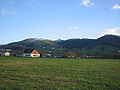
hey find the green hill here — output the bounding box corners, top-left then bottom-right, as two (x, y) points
(0, 38), (59, 50)
(0, 35), (120, 57)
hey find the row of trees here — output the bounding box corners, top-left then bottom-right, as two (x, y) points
(38, 47), (120, 59)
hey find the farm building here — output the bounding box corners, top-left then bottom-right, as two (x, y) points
(23, 49), (42, 57)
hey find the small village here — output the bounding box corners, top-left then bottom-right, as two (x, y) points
(0, 48), (95, 58)
(1, 48), (120, 59)
(0, 49), (43, 58)
(0, 48), (64, 58)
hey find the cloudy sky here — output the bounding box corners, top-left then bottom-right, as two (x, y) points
(0, 0), (120, 44)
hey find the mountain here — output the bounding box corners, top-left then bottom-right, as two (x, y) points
(58, 35), (120, 56)
(58, 35), (120, 49)
(0, 34), (120, 56)
(96, 35), (120, 48)
(59, 38), (96, 49)
(0, 38), (60, 51)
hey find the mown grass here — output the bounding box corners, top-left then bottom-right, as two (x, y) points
(0, 57), (120, 90)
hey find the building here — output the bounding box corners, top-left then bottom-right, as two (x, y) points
(0, 49), (11, 56)
(0, 51), (11, 56)
(23, 49), (41, 57)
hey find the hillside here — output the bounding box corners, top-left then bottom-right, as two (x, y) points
(0, 38), (60, 50)
(59, 35), (120, 49)
(0, 35), (120, 57)
(58, 35), (120, 56)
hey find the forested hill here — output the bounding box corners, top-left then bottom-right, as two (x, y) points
(0, 38), (59, 50)
(0, 35), (120, 55)
(60, 35), (120, 49)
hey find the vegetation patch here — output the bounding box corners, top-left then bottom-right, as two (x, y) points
(0, 57), (120, 90)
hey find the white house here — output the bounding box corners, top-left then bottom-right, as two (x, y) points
(0, 51), (11, 56)
(23, 49), (41, 57)
(5, 52), (11, 56)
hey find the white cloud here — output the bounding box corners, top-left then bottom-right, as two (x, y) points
(27, 0), (40, 6)
(6, 0), (15, 9)
(81, 0), (94, 7)
(0, 0), (16, 15)
(112, 4), (120, 10)
(96, 28), (120, 37)
(69, 26), (80, 30)
(0, 8), (15, 15)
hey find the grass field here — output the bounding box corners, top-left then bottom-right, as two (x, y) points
(0, 57), (120, 90)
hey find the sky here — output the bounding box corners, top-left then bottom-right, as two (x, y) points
(0, 0), (120, 44)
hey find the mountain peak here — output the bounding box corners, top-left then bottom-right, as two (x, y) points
(97, 34), (120, 40)
(101, 34), (119, 38)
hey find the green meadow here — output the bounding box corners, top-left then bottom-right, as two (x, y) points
(0, 57), (120, 90)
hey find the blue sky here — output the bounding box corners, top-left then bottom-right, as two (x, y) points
(0, 0), (120, 44)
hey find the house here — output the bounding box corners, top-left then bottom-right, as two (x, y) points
(23, 49), (41, 57)
(0, 49), (11, 56)
(4, 51), (11, 56)
(0, 51), (11, 56)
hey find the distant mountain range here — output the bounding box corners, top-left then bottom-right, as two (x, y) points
(0, 34), (120, 56)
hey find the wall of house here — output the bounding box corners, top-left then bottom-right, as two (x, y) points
(31, 54), (40, 57)
(23, 53), (40, 57)
(5, 52), (10, 56)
